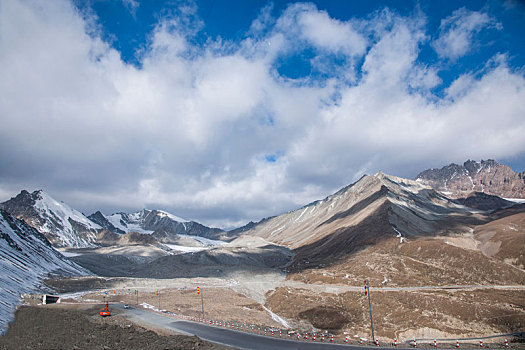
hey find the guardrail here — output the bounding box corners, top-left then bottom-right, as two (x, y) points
(144, 306), (523, 348)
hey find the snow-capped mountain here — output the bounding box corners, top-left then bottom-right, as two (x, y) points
(96, 209), (225, 241)
(0, 190), (227, 246)
(0, 190), (100, 247)
(416, 159), (525, 199)
(87, 211), (125, 234)
(0, 209), (88, 334)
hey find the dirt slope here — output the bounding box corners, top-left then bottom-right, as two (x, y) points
(475, 211), (525, 269)
(266, 286), (525, 341)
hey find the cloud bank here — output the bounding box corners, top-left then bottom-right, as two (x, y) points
(1, 1), (524, 228)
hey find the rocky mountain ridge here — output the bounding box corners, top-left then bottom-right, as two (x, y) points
(0, 190), (100, 247)
(0, 209), (87, 333)
(416, 159), (525, 199)
(96, 209), (226, 241)
(1, 191), (225, 248)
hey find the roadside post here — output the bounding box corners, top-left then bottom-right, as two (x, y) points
(156, 290), (160, 310)
(135, 290), (138, 305)
(197, 286), (204, 319)
(365, 280), (376, 344)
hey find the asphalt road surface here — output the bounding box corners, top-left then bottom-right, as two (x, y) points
(114, 304), (402, 349)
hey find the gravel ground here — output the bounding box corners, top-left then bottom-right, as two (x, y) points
(0, 305), (230, 350)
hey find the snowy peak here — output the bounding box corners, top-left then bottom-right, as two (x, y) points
(1, 190), (100, 248)
(0, 209), (87, 333)
(105, 210), (155, 234)
(87, 211), (125, 234)
(416, 159), (525, 199)
(97, 209), (224, 241)
(154, 209), (189, 223)
(32, 190), (100, 231)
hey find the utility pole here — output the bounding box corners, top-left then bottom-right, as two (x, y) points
(197, 286), (204, 319)
(365, 280), (375, 343)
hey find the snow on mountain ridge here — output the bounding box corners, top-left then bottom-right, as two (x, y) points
(33, 190), (101, 231)
(0, 190), (100, 248)
(106, 211), (154, 234)
(156, 210), (188, 223)
(105, 209), (189, 235)
(0, 209), (88, 334)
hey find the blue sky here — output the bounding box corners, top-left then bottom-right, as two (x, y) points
(80, 0), (525, 86)
(1, 0), (525, 228)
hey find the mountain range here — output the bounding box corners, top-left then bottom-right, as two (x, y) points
(0, 190), (225, 248)
(0, 159), (524, 338)
(1, 159), (522, 250)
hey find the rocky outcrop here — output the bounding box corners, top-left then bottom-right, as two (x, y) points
(416, 159), (525, 199)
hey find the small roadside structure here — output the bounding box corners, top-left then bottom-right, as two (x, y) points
(42, 295), (60, 304)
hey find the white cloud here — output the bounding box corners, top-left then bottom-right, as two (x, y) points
(296, 6), (367, 56)
(432, 7), (501, 60)
(0, 1), (524, 228)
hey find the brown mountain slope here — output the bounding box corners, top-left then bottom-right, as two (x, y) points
(289, 236), (525, 287)
(241, 173), (488, 269)
(234, 172), (525, 340)
(474, 208), (525, 269)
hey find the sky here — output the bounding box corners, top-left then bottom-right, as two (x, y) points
(1, 0), (525, 229)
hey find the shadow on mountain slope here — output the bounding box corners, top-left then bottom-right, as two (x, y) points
(290, 194), (491, 273)
(286, 199), (525, 286)
(317, 185), (390, 228)
(71, 243), (293, 279)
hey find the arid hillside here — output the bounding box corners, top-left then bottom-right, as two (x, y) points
(241, 173), (492, 268)
(230, 172), (525, 340)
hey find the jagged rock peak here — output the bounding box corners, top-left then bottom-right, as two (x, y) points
(1, 190), (100, 247)
(416, 159), (525, 199)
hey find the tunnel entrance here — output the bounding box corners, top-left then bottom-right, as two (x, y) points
(42, 295), (60, 304)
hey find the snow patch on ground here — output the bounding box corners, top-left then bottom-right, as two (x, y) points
(140, 302), (164, 312)
(504, 198), (525, 204)
(262, 306), (290, 328)
(270, 226), (285, 236)
(294, 208), (307, 222)
(58, 250), (82, 257)
(177, 234), (225, 247)
(58, 290), (90, 300)
(164, 244), (207, 253)
(392, 226), (405, 243)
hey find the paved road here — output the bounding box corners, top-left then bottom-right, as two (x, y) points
(114, 304), (402, 349)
